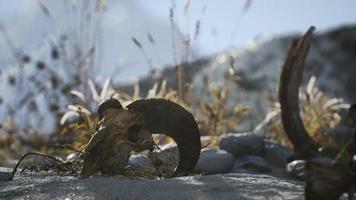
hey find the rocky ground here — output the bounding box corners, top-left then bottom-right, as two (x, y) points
(150, 133), (296, 179)
(0, 168), (303, 200)
(1, 132), (306, 200)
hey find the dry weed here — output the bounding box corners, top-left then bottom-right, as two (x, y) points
(264, 76), (348, 146)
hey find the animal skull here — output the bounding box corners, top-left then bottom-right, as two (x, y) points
(278, 27), (356, 199)
(80, 98), (201, 177)
(81, 102), (154, 177)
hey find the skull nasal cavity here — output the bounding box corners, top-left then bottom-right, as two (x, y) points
(127, 124), (141, 143)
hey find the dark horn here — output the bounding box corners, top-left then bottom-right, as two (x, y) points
(279, 26), (320, 159)
(98, 98), (123, 119)
(127, 98), (201, 176)
(348, 104), (356, 122)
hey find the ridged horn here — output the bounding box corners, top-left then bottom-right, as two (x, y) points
(127, 98), (201, 176)
(98, 98), (123, 119)
(279, 26), (320, 159)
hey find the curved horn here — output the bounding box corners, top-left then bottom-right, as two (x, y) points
(279, 26), (320, 159)
(348, 104), (356, 122)
(127, 98), (201, 177)
(98, 98), (123, 119)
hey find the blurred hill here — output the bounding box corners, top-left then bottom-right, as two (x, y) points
(121, 25), (356, 131)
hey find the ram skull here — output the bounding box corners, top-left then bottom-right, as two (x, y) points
(80, 98), (201, 177)
(279, 26), (356, 199)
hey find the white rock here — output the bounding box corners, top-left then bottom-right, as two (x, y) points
(219, 133), (264, 158)
(195, 148), (234, 175)
(230, 155), (272, 173)
(157, 143), (179, 161)
(147, 143), (179, 173)
(66, 152), (81, 162)
(286, 160), (306, 179)
(129, 154), (153, 170)
(287, 157), (337, 180)
(264, 139), (293, 167)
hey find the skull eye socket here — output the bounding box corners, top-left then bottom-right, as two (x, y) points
(127, 124), (142, 143)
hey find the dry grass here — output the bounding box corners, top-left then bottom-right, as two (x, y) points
(56, 66), (249, 149)
(263, 76), (348, 146)
(51, 0), (247, 152)
(195, 79), (247, 135)
(0, 0), (105, 162)
(56, 79), (187, 148)
(0, 1), (347, 176)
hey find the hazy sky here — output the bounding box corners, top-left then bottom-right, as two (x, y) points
(0, 0), (355, 79)
(140, 0), (356, 53)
